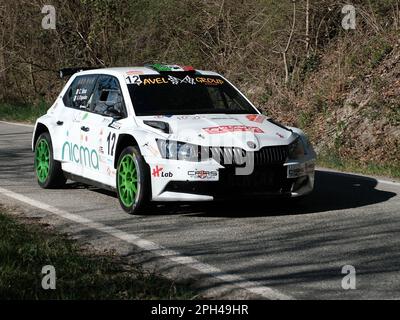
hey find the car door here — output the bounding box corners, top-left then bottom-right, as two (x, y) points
(58, 74), (98, 178)
(80, 75), (127, 187)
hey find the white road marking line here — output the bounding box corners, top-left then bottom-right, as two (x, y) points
(0, 120), (34, 128)
(377, 180), (400, 187)
(0, 186), (293, 300)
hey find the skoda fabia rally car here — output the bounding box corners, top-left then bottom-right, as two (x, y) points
(33, 64), (316, 214)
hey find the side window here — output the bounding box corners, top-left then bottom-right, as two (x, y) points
(63, 75), (98, 110)
(90, 75), (126, 118)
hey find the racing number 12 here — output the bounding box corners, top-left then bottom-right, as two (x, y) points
(107, 132), (116, 156)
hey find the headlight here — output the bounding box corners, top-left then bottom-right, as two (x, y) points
(156, 139), (208, 162)
(288, 137), (305, 159)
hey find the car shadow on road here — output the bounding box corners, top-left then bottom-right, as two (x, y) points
(65, 169), (397, 218)
(146, 170), (397, 218)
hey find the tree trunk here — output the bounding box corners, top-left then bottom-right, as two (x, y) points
(305, 0), (310, 57)
(283, 0), (297, 84)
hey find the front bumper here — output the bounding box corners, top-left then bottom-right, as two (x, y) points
(145, 155), (315, 202)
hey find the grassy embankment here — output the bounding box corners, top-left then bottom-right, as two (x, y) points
(0, 102), (48, 123)
(317, 152), (400, 180)
(0, 206), (194, 299)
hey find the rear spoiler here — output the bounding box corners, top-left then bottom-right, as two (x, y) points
(59, 67), (99, 79)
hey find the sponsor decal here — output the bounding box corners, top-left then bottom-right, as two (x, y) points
(73, 88), (88, 103)
(176, 115), (201, 120)
(276, 132), (285, 139)
(99, 154), (108, 164)
(152, 165), (173, 178)
(72, 114), (81, 123)
(101, 117), (112, 125)
(62, 141), (99, 170)
(108, 121), (121, 130)
(168, 75), (196, 85)
(143, 142), (160, 157)
(143, 77), (169, 85)
(203, 125), (264, 134)
(246, 114), (266, 123)
(188, 170), (218, 180)
(305, 161), (315, 173)
(195, 77), (224, 86)
(127, 75), (224, 86)
(288, 166), (304, 178)
(106, 166), (116, 177)
(152, 115), (173, 119)
(287, 161), (315, 178)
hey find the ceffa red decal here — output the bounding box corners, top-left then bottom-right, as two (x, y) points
(246, 114), (266, 123)
(203, 126), (264, 134)
(126, 70), (144, 75)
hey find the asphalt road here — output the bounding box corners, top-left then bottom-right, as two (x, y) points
(1, 121), (399, 299)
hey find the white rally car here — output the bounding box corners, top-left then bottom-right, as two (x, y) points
(33, 64), (316, 214)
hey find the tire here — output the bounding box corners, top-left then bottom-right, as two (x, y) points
(34, 132), (66, 188)
(116, 146), (150, 214)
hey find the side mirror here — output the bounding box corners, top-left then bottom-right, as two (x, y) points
(105, 103), (124, 119)
(111, 111), (123, 120)
(102, 90), (125, 119)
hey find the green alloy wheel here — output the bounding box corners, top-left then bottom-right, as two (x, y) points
(34, 132), (66, 188)
(35, 139), (50, 183)
(118, 154), (138, 207)
(116, 146), (149, 214)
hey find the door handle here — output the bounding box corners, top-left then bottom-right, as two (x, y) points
(56, 121), (63, 126)
(80, 126), (90, 132)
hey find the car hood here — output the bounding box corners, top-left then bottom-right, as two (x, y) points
(137, 114), (297, 151)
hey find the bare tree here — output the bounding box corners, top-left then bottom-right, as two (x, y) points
(282, 0), (297, 84)
(305, 0), (310, 57)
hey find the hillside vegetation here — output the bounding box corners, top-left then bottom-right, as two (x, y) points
(0, 0), (399, 175)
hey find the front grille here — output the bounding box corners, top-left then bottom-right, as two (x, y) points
(164, 164), (296, 198)
(254, 145), (289, 165)
(209, 145), (288, 166)
(219, 165), (291, 192)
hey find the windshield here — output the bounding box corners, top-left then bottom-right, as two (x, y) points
(126, 74), (258, 116)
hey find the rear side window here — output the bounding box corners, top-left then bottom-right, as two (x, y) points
(63, 75), (98, 109)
